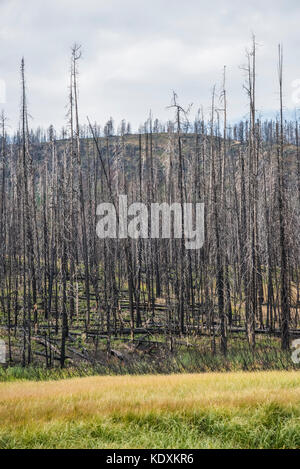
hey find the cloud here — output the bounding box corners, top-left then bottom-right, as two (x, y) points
(1, 0), (300, 132)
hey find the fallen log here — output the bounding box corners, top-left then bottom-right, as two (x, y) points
(110, 349), (124, 360)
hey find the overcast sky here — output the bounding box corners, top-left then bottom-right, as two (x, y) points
(1, 0), (300, 132)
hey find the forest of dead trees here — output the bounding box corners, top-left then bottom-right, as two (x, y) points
(0, 39), (300, 369)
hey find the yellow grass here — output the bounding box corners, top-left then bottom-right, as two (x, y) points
(0, 371), (299, 448)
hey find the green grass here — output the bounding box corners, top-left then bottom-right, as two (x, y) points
(0, 371), (299, 448)
(1, 405), (298, 449)
(0, 333), (297, 383)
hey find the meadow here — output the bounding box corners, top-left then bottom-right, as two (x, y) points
(0, 370), (299, 449)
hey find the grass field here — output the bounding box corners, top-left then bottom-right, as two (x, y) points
(0, 371), (299, 449)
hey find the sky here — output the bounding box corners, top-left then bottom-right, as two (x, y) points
(1, 0), (300, 133)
